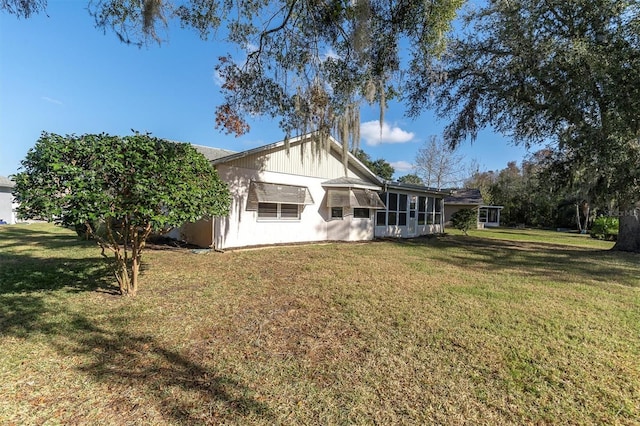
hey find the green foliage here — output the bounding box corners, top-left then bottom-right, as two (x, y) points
(590, 217), (619, 241)
(6, 1), (463, 150)
(451, 208), (477, 236)
(397, 174), (423, 185)
(418, 0), (640, 248)
(353, 149), (395, 180)
(12, 132), (231, 294)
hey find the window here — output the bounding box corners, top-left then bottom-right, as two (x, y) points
(399, 194), (408, 211)
(388, 212), (397, 226)
(331, 207), (343, 219)
(388, 193), (398, 211)
(379, 191), (409, 227)
(479, 208), (488, 223)
(258, 202), (300, 220)
(258, 203), (277, 218)
(418, 196), (426, 225)
(426, 197), (435, 224)
(354, 208), (370, 219)
(488, 208), (499, 223)
(281, 204), (299, 219)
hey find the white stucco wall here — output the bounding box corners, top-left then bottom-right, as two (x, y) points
(0, 189), (15, 224)
(213, 165), (376, 250)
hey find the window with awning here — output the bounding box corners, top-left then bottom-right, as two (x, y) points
(247, 181), (314, 211)
(326, 188), (386, 209)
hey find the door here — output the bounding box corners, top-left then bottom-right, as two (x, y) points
(408, 195), (418, 236)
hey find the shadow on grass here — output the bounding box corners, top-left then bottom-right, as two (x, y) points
(398, 234), (640, 288)
(1, 225), (273, 423)
(53, 314), (273, 423)
(0, 224), (93, 250)
(0, 251), (118, 338)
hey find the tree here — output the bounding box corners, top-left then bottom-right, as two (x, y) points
(2, 0), (463, 156)
(353, 149), (395, 180)
(414, 135), (466, 190)
(397, 173), (423, 185)
(412, 0), (640, 252)
(464, 168), (496, 205)
(12, 132), (231, 295)
(450, 208), (477, 236)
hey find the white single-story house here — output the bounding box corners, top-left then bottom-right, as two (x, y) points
(444, 188), (503, 228)
(0, 176), (16, 225)
(174, 134), (449, 250)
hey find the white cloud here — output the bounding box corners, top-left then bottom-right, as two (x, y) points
(42, 96), (62, 105)
(390, 160), (414, 172)
(212, 69), (224, 87)
(360, 120), (415, 146)
(321, 48), (340, 61)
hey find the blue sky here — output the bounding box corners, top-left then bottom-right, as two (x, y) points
(0, 2), (538, 180)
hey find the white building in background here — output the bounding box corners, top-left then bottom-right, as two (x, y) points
(0, 176), (16, 224)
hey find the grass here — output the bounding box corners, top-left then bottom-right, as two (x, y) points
(1, 223), (638, 425)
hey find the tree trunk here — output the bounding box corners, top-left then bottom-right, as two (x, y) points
(576, 203), (583, 232)
(613, 203), (640, 252)
(130, 228), (140, 296)
(582, 205), (590, 234)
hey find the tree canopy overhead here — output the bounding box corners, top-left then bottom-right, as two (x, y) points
(2, 0), (462, 150)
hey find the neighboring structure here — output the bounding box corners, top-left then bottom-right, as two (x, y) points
(444, 188), (503, 228)
(175, 134), (449, 249)
(477, 205), (503, 228)
(0, 176), (16, 224)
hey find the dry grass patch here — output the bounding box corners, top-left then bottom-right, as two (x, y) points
(1, 224), (638, 424)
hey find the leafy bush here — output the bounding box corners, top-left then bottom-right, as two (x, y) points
(451, 208), (478, 236)
(590, 216), (619, 241)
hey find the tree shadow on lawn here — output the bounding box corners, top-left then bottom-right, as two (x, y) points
(53, 314), (273, 424)
(0, 224), (93, 251)
(399, 235), (640, 288)
(0, 251), (119, 338)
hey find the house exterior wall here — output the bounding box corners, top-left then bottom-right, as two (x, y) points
(225, 141), (370, 181)
(185, 137), (379, 250)
(178, 219), (214, 248)
(0, 188), (15, 224)
(213, 165), (376, 250)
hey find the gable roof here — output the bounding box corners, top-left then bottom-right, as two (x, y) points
(444, 188), (483, 205)
(192, 144), (237, 161)
(211, 133), (382, 183)
(0, 176), (15, 188)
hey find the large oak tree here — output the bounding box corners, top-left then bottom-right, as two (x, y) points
(409, 0), (640, 252)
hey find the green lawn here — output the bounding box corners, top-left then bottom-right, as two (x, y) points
(1, 223), (638, 425)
